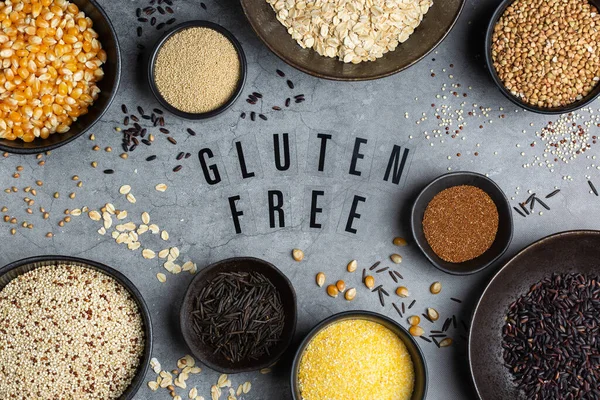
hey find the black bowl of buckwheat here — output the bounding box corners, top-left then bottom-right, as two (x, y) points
(486, 0), (600, 114)
(0, 256), (152, 399)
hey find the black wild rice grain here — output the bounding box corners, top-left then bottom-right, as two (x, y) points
(378, 290), (385, 307)
(419, 336), (432, 343)
(142, 139), (151, 146)
(186, 128), (196, 136)
(525, 193), (536, 204)
(250, 112), (256, 121)
(156, 22), (165, 30)
(146, 155), (157, 161)
(380, 288), (389, 297)
(450, 297), (462, 303)
(137, 106), (144, 115)
(545, 189), (560, 198)
(166, 6), (174, 13)
(200, 2), (207, 10)
(529, 197), (536, 211)
(259, 114), (267, 121)
(176, 152), (184, 160)
(272, 106), (282, 111)
(136, 7), (141, 17)
(246, 99), (255, 105)
(535, 197), (550, 210)
(369, 261), (381, 271)
(442, 318), (451, 332)
(502, 273), (600, 400)
(137, 27), (142, 36)
(253, 92), (263, 99)
(452, 315), (457, 329)
(375, 267), (389, 273)
(371, 285), (383, 293)
(389, 271), (398, 283)
(240, 112), (246, 119)
(138, 17), (148, 22)
(294, 94), (304, 99)
(123, 116), (129, 126)
(103, 169), (114, 174)
(167, 137), (177, 145)
(157, 5), (165, 14)
(185, 153), (191, 159)
(276, 69), (285, 77)
(153, 108), (163, 114)
(150, 16), (156, 25)
(362, 268), (366, 281)
(408, 300), (416, 309)
(159, 128), (169, 134)
(393, 303), (402, 318)
(295, 98), (305, 103)
(519, 203), (530, 216)
(191, 271), (285, 363)
(589, 180), (599, 196)
(394, 271), (403, 280)
(173, 165), (182, 172)
(287, 80), (294, 89)
(513, 206), (526, 218)
(166, 18), (176, 25)
(401, 302), (406, 314)
(285, 98), (291, 107)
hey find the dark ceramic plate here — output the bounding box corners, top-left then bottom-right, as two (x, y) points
(469, 230), (600, 400)
(240, 0), (465, 81)
(0, 0), (121, 154)
(485, 0), (600, 114)
(0, 255), (152, 400)
(147, 20), (247, 119)
(180, 257), (297, 373)
(411, 172), (513, 275)
(290, 311), (428, 400)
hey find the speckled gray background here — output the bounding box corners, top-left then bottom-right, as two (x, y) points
(1, 0), (599, 399)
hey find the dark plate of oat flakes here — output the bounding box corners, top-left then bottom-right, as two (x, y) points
(240, 0), (465, 81)
(469, 230), (600, 400)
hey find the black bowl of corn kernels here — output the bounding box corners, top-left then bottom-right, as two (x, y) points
(291, 311), (428, 400)
(486, 0), (600, 114)
(0, 255), (152, 399)
(147, 20), (247, 120)
(0, 0), (121, 154)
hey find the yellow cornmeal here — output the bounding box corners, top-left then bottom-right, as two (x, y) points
(298, 319), (415, 400)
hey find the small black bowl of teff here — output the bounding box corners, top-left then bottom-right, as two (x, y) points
(411, 172), (513, 275)
(148, 20), (247, 119)
(180, 257), (297, 373)
(486, 0), (600, 114)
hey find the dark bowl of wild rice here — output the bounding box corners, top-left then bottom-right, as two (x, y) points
(411, 171), (513, 275)
(180, 257), (297, 374)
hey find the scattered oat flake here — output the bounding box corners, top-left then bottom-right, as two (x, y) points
(161, 230), (169, 241)
(260, 368), (272, 374)
(190, 387), (198, 398)
(242, 381), (251, 394)
(156, 273), (167, 283)
(150, 357), (162, 374)
(142, 212), (150, 224)
(142, 249), (156, 259)
(88, 210), (101, 221)
(119, 185), (131, 195)
(126, 193), (136, 203)
(156, 183), (168, 192)
(148, 381), (159, 391)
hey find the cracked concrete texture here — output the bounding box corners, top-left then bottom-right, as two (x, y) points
(0, 0), (598, 399)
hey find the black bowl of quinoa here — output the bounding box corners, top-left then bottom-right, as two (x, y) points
(147, 20), (247, 120)
(0, 255), (152, 399)
(411, 172), (513, 275)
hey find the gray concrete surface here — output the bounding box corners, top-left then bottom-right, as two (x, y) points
(1, 0), (599, 399)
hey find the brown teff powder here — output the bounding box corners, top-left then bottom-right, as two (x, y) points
(423, 185), (499, 263)
(154, 27), (240, 113)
